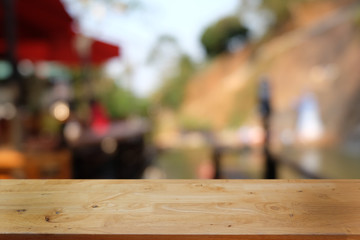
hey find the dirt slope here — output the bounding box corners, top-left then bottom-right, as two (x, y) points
(180, 0), (360, 144)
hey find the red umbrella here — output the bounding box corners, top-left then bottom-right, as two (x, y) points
(0, 0), (120, 65)
(0, 33), (120, 65)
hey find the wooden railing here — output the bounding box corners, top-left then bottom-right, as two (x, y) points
(1, 180), (359, 239)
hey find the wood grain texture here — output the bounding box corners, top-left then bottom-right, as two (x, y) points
(0, 180), (359, 240)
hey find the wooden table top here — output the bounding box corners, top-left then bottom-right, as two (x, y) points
(0, 179), (359, 240)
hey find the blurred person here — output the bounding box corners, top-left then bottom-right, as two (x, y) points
(258, 77), (272, 123)
(296, 91), (323, 144)
(197, 160), (215, 179)
(258, 76), (276, 179)
(90, 99), (110, 136)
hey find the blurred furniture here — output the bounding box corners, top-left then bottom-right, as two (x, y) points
(1, 179), (359, 239)
(0, 148), (25, 178)
(0, 148), (71, 179)
(69, 119), (150, 179)
(25, 150), (71, 179)
(72, 136), (147, 179)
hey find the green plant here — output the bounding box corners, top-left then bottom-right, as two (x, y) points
(179, 116), (211, 132)
(353, 7), (360, 30)
(200, 16), (249, 57)
(157, 55), (196, 110)
(228, 74), (258, 128)
(101, 83), (149, 119)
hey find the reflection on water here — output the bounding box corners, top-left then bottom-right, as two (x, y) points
(279, 147), (360, 179)
(154, 147), (210, 179)
(154, 146), (360, 179)
(153, 147), (264, 179)
(300, 149), (321, 174)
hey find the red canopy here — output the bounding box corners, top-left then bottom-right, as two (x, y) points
(0, 0), (120, 65)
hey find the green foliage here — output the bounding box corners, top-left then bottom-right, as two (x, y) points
(179, 115), (211, 132)
(353, 7), (360, 30)
(147, 35), (179, 64)
(157, 55), (196, 110)
(101, 83), (149, 119)
(228, 75), (257, 128)
(260, 0), (319, 30)
(41, 114), (61, 135)
(201, 16), (249, 57)
(260, 0), (292, 28)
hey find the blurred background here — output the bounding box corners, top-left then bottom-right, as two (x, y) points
(1, 0), (360, 179)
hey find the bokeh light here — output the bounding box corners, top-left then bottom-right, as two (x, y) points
(50, 101), (70, 122)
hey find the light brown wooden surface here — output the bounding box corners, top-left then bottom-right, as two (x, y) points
(0, 180), (359, 240)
